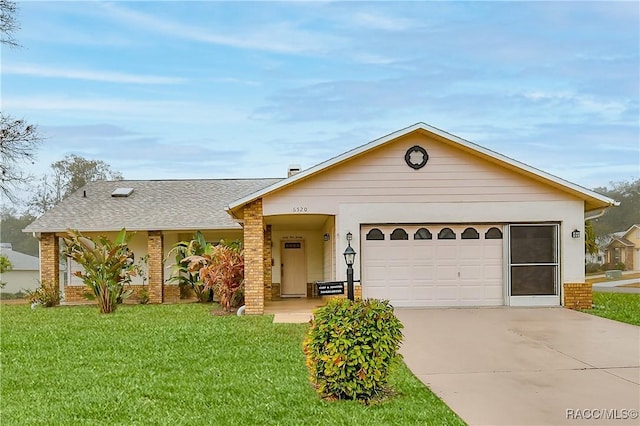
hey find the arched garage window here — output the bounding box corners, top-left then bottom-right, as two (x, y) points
(390, 228), (408, 240)
(366, 228), (385, 240)
(461, 227), (479, 239)
(485, 227), (503, 239)
(438, 228), (456, 239)
(414, 228), (432, 240)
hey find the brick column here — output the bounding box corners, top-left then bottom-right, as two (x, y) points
(244, 199), (265, 314)
(147, 231), (164, 304)
(563, 283), (592, 310)
(40, 233), (60, 304)
(264, 225), (272, 302)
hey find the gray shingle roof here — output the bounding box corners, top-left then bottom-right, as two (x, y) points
(23, 179), (282, 233)
(0, 246), (39, 270)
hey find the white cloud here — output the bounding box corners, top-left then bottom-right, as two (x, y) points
(351, 11), (416, 31)
(2, 63), (186, 85)
(100, 3), (345, 55)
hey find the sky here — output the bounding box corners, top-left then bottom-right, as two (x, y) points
(2, 0), (639, 206)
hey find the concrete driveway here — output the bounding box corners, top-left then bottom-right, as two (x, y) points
(396, 307), (640, 426)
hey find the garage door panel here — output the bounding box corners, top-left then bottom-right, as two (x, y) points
(362, 224), (504, 307)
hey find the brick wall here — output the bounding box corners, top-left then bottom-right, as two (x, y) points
(147, 231), (164, 304)
(40, 233), (60, 304)
(264, 225), (272, 302)
(164, 285), (180, 303)
(563, 283), (592, 310)
(64, 285), (91, 302)
(244, 199), (265, 314)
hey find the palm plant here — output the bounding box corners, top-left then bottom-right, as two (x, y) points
(165, 231), (213, 302)
(63, 228), (136, 313)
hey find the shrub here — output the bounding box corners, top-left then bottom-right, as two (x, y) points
(165, 231), (212, 302)
(303, 298), (403, 403)
(25, 281), (60, 307)
(63, 228), (136, 314)
(585, 263), (602, 273)
(602, 262), (626, 271)
(185, 242), (244, 311)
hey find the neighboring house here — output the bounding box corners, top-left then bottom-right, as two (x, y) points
(24, 123), (617, 312)
(604, 224), (640, 270)
(0, 243), (40, 293)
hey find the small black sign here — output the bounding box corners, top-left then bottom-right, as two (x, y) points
(284, 242), (302, 249)
(316, 281), (345, 296)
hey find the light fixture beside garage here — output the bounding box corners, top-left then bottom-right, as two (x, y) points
(571, 229), (581, 238)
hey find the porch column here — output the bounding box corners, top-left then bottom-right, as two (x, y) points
(40, 233), (60, 305)
(244, 199), (265, 314)
(264, 225), (272, 301)
(147, 231), (164, 304)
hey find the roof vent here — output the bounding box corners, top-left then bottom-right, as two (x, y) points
(111, 187), (134, 197)
(288, 164), (301, 178)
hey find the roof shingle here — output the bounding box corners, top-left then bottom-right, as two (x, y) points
(23, 179), (282, 233)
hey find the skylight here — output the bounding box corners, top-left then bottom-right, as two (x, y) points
(111, 188), (134, 197)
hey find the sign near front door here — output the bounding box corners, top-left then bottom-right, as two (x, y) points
(316, 281), (345, 296)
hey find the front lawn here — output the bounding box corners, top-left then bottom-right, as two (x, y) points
(0, 304), (464, 425)
(587, 292), (640, 326)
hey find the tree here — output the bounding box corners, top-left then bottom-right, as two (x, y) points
(0, 208), (38, 256)
(1, 1), (42, 201)
(592, 179), (640, 236)
(52, 154), (123, 198)
(0, 0), (19, 47)
(0, 254), (12, 288)
(28, 154), (123, 215)
(584, 220), (597, 255)
(62, 228), (136, 313)
(0, 113), (41, 201)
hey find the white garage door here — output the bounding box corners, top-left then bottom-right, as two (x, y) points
(362, 224), (504, 307)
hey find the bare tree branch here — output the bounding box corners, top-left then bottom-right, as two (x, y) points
(0, 113), (41, 201)
(0, 0), (20, 47)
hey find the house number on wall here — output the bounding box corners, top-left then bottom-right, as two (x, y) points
(293, 206), (308, 213)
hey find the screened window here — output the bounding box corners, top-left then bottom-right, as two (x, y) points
(510, 225), (558, 297)
(485, 227), (503, 239)
(366, 229), (385, 240)
(438, 228), (456, 239)
(390, 228), (408, 240)
(461, 227), (479, 239)
(414, 228), (432, 240)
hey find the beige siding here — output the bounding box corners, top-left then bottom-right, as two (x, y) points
(322, 217), (335, 281)
(263, 133), (573, 216)
(0, 270), (40, 293)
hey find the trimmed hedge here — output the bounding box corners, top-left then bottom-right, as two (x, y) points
(303, 298), (403, 403)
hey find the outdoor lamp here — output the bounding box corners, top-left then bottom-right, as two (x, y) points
(343, 233), (356, 300)
(343, 244), (356, 266)
(572, 229), (580, 239)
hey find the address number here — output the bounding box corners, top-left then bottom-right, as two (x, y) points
(293, 206), (308, 213)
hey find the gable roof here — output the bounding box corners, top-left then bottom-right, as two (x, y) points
(621, 224), (640, 238)
(0, 246), (39, 271)
(227, 123), (618, 215)
(23, 179), (281, 234)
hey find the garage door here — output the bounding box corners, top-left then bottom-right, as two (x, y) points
(361, 224), (504, 307)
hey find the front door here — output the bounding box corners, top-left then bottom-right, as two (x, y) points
(281, 240), (307, 297)
(508, 224), (560, 306)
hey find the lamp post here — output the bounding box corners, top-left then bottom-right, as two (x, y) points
(343, 232), (356, 301)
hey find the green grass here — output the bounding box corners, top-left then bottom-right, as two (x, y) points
(587, 293), (640, 326)
(0, 303), (464, 425)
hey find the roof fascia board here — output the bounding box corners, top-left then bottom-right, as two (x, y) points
(228, 122), (618, 211)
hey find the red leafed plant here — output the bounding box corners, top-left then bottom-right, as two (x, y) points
(185, 243), (244, 311)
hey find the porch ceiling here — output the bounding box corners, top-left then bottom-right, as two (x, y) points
(265, 214), (331, 231)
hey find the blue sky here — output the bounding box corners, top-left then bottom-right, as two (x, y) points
(3, 1), (639, 196)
